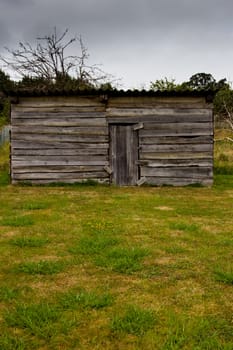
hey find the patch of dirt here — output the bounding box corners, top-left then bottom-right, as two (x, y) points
(154, 206), (174, 211)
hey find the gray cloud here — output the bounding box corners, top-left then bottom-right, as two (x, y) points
(0, 0), (233, 87)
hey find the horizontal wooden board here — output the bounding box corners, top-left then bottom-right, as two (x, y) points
(140, 152), (212, 160)
(12, 165), (106, 173)
(11, 104), (106, 113)
(12, 154), (108, 161)
(12, 172), (108, 180)
(12, 178), (110, 185)
(15, 96), (104, 107)
(11, 141), (109, 149)
(11, 134), (108, 143)
(142, 122), (212, 130)
(107, 116), (212, 124)
(141, 166), (213, 178)
(140, 129), (213, 137)
(144, 177), (213, 186)
(11, 111), (106, 124)
(107, 108), (212, 118)
(12, 126), (108, 136)
(140, 136), (213, 145)
(137, 159), (213, 167)
(13, 148), (108, 156)
(12, 118), (107, 127)
(107, 97), (207, 108)
(11, 110), (106, 118)
(140, 144), (212, 152)
(12, 160), (109, 167)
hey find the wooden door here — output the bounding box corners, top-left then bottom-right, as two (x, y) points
(110, 124), (139, 186)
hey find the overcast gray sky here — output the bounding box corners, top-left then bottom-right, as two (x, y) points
(0, 0), (233, 89)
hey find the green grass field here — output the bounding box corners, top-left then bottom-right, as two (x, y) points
(0, 131), (233, 349)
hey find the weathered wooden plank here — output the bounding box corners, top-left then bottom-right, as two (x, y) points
(140, 144), (213, 152)
(12, 178), (110, 185)
(13, 148), (108, 156)
(144, 177), (213, 186)
(107, 116), (212, 124)
(12, 172), (108, 180)
(12, 126), (108, 135)
(140, 152), (212, 160)
(12, 165), (106, 173)
(11, 111), (106, 121)
(12, 106), (106, 114)
(142, 122), (212, 130)
(16, 96), (104, 107)
(141, 166), (213, 178)
(12, 155), (108, 162)
(140, 136), (213, 145)
(11, 134), (108, 143)
(140, 129), (213, 137)
(137, 159), (213, 167)
(12, 118), (107, 127)
(12, 160), (109, 167)
(12, 141), (109, 149)
(109, 124), (138, 185)
(107, 97), (207, 108)
(107, 107), (211, 117)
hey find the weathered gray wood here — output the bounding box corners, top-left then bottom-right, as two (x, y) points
(137, 177), (147, 186)
(16, 96), (104, 107)
(12, 154), (108, 162)
(110, 124), (138, 185)
(140, 136), (213, 144)
(13, 148), (108, 156)
(11, 94), (214, 186)
(11, 134), (108, 143)
(142, 122), (212, 130)
(104, 166), (113, 174)
(12, 160), (108, 167)
(12, 178), (110, 184)
(13, 172), (108, 180)
(140, 129), (213, 137)
(12, 165), (106, 173)
(140, 144), (212, 152)
(12, 106), (106, 114)
(12, 118), (107, 127)
(108, 116), (213, 124)
(12, 126), (108, 135)
(108, 97), (207, 108)
(107, 107), (211, 115)
(143, 177), (213, 186)
(133, 122), (144, 130)
(107, 107), (211, 117)
(141, 152), (212, 160)
(137, 159), (213, 167)
(141, 166), (213, 178)
(12, 141), (109, 149)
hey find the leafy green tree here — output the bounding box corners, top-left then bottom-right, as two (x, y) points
(150, 77), (177, 91)
(187, 73), (216, 90)
(184, 73), (228, 91)
(0, 70), (13, 127)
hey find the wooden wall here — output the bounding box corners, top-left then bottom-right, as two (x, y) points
(107, 96), (213, 186)
(11, 95), (213, 186)
(11, 97), (109, 184)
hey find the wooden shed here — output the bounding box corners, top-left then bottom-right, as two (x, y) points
(10, 90), (214, 186)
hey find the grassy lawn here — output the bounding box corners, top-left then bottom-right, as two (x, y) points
(0, 131), (233, 349)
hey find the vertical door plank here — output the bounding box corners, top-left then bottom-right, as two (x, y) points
(110, 124), (138, 185)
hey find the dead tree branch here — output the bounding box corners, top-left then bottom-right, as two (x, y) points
(0, 28), (112, 87)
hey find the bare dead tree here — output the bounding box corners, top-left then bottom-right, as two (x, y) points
(222, 100), (233, 131)
(0, 28), (112, 87)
